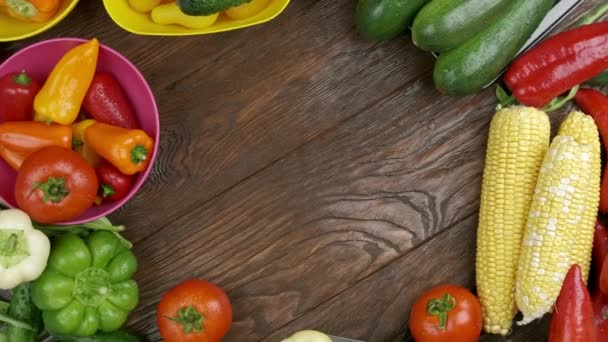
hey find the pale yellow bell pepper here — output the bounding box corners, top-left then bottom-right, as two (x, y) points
(281, 330), (333, 342)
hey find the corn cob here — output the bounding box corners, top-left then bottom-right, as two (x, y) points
(516, 135), (598, 324)
(556, 111), (601, 281)
(476, 106), (550, 335)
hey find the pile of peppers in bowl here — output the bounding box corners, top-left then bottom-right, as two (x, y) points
(0, 38), (155, 225)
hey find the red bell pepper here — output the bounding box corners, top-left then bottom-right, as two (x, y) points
(0, 70), (40, 122)
(83, 73), (140, 129)
(574, 89), (608, 213)
(548, 264), (597, 342)
(96, 159), (135, 202)
(505, 21), (608, 108)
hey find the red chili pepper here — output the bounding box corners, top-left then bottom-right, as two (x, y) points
(95, 159), (135, 202)
(83, 73), (140, 129)
(548, 264), (597, 342)
(591, 220), (608, 339)
(505, 21), (608, 107)
(0, 70), (40, 122)
(574, 89), (608, 213)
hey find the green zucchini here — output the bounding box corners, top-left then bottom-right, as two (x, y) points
(177, 0), (251, 16)
(433, 0), (553, 96)
(355, 0), (431, 41)
(412, 0), (511, 52)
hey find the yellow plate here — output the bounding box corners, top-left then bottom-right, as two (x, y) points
(0, 0), (80, 42)
(103, 0), (290, 36)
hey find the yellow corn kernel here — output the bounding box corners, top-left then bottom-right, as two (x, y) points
(516, 135), (596, 324)
(476, 106), (550, 335)
(556, 111), (601, 281)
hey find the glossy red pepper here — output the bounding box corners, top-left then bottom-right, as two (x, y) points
(0, 70), (40, 122)
(96, 159), (135, 202)
(548, 264), (597, 342)
(505, 21), (608, 107)
(591, 220), (608, 339)
(575, 89), (608, 213)
(83, 73), (140, 129)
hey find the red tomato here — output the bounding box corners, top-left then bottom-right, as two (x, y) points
(409, 284), (482, 342)
(96, 159), (135, 202)
(15, 146), (98, 223)
(157, 279), (232, 342)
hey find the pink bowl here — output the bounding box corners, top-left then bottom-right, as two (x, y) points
(0, 38), (159, 225)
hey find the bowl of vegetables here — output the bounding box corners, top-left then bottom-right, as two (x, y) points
(102, 0), (290, 35)
(0, 37), (159, 225)
(0, 0), (80, 42)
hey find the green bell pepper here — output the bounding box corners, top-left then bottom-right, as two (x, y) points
(31, 232), (139, 337)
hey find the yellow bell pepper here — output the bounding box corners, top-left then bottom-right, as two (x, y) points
(128, 0), (160, 13)
(72, 119), (100, 167)
(34, 39), (99, 125)
(151, 2), (219, 29)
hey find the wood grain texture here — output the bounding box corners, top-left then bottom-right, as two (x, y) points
(0, 1), (605, 341)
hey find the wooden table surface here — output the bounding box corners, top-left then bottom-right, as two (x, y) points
(1, 1), (604, 341)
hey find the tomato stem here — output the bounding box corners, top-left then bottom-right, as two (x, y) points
(426, 293), (456, 330)
(167, 306), (205, 334)
(101, 184), (116, 198)
(131, 145), (148, 164)
(12, 70), (31, 86)
(34, 177), (69, 203)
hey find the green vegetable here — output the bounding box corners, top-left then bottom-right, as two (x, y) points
(412, 0), (510, 52)
(55, 329), (147, 342)
(355, 0), (431, 41)
(176, 0), (250, 15)
(433, 0), (553, 96)
(5, 284), (39, 342)
(31, 232), (139, 337)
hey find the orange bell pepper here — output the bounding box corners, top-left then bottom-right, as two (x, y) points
(85, 122), (154, 175)
(34, 39), (99, 125)
(6, 0), (60, 22)
(72, 119), (100, 168)
(0, 121), (72, 170)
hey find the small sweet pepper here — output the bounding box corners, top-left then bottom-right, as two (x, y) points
(31, 231), (139, 337)
(72, 119), (100, 167)
(5, 0), (60, 22)
(34, 39), (99, 125)
(0, 209), (50, 290)
(85, 122), (154, 175)
(0, 121), (72, 170)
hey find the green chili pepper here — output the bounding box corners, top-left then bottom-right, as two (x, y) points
(31, 232), (139, 337)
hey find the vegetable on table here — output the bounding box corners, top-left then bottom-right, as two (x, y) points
(4, 283), (40, 342)
(505, 21), (608, 108)
(96, 160), (135, 202)
(355, 0), (430, 41)
(475, 106), (550, 335)
(5, 0), (60, 22)
(409, 284), (482, 342)
(83, 73), (140, 130)
(53, 329), (148, 342)
(516, 112), (600, 324)
(72, 119), (101, 168)
(412, 0), (510, 53)
(157, 279), (232, 342)
(224, 0), (270, 20)
(281, 330), (332, 342)
(0, 209), (50, 290)
(128, 0), (161, 13)
(85, 122), (154, 175)
(0, 121), (72, 171)
(0, 70), (40, 122)
(574, 88), (608, 214)
(32, 231), (139, 337)
(151, 2), (219, 29)
(547, 264), (596, 342)
(34, 39), (99, 125)
(590, 220), (608, 340)
(433, 0), (553, 96)
(15, 146), (98, 224)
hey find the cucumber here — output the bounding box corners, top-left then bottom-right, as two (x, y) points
(355, 0), (431, 41)
(433, 0), (553, 96)
(412, 0), (510, 52)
